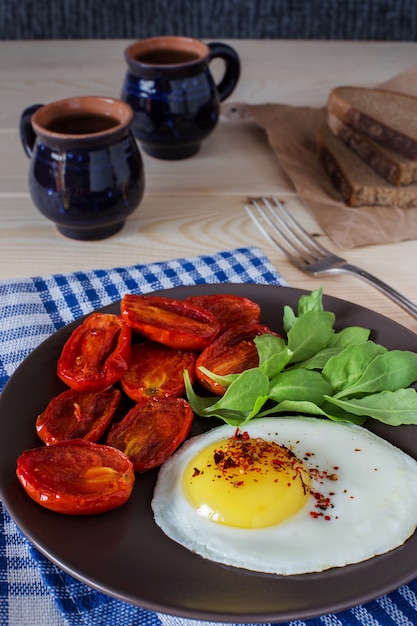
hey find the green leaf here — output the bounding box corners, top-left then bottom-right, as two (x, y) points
(319, 400), (367, 425)
(324, 388), (417, 425)
(185, 368), (269, 425)
(268, 369), (332, 405)
(328, 326), (371, 348)
(209, 368), (269, 412)
(283, 304), (297, 333)
(184, 369), (216, 414)
(255, 333), (286, 364)
(291, 327), (371, 371)
(334, 349), (417, 399)
(257, 399), (366, 425)
(287, 310), (335, 363)
(297, 287), (324, 316)
(258, 399), (327, 417)
(283, 287), (324, 333)
(292, 346), (343, 371)
(207, 394), (269, 426)
(254, 334), (293, 378)
(197, 366), (239, 389)
(322, 341), (387, 393)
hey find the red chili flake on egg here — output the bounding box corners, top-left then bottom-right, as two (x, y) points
(233, 428), (249, 441)
(212, 431), (308, 492)
(306, 464), (339, 520)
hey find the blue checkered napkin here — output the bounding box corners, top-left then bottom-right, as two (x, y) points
(1, 246), (417, 626)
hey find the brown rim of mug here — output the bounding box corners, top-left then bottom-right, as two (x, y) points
(31, 96), (133, 140)
(125, 36), (210, 67)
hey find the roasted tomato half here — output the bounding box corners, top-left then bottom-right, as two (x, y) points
(121, 341), (197, 402)
(107, 396), (194, 472)
(16, 440), (135, 515)
(196, 323), (277, 395)
(36, 387), (121, 445)
(57, 312), (132, 392)
(185, 294), (261, 331)
(120, 294), (220, 350)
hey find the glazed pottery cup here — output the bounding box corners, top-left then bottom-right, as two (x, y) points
(20, 96), (145, 240)
(121, 36), (241, 159)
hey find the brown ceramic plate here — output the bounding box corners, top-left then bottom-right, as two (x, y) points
(1, 284), (417, 623)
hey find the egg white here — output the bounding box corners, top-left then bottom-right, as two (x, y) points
(151, 417), (417, 575)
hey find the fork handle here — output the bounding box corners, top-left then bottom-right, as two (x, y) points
(337, 263), (417, 320)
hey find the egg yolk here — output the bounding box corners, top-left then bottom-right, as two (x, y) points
(183, 432), (311, 529)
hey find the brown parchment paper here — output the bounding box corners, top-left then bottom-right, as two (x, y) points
(224, 66), (417, 249)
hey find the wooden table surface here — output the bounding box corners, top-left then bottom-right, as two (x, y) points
(1, 39), (417, 332)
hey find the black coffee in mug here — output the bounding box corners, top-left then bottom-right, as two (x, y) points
(46, 113), (120, 135)
(135, 49), (200, 65)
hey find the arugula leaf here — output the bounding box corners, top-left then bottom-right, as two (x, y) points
(324, 389), (417, 426)
(185, 368), (269, 426)
(287, 310), (335, 363)
(319, 400), (367, 425)
(269, 369), (332, 405)
(328, 326), (371, 348)
(257, 399), (366, 425)
(254, 334), (292, 378)
(322, 341), (387, 393)
(184, 369), (216, 413)
(197, 366), (239, 389)
(292, 346), (343, 371)
(297, 287), (324, 316)
(258, 399), (327, 418)
(283, 304), (297, 334)
(333, 350), (417, 399)
(205, 395), (268, 427)
(293, 327), (371, 373)
(283, 287), (324, 333)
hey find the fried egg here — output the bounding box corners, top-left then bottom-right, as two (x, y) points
(151, 417), (417, 575)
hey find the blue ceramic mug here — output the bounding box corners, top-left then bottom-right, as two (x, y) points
(121, 36), (241, 160)
(20, 96), (145, 240)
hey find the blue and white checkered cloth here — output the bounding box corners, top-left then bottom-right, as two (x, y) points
(1, 247), (417, 626)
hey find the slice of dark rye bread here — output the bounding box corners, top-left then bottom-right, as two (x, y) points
(317, 126), (417, 207)
(328, 113), (417, 186)
(327, 86), (417, 161)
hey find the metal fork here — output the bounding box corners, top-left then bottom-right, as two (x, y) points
(245, 195), (417, 320)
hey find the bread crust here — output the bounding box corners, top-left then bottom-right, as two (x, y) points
(328, 113), (417, 186)
(328, 87), (417, 161)
(317, 126), (417, 208)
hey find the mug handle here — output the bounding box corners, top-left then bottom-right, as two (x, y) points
(19, 104), (43, 158)
(207, 42), (241, 102)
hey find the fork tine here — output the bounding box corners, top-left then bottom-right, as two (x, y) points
(259, 196), (320, 263)
(244, 198), (306, 269)
(265, 196), (332, 259)
(245, 196), (326, 268)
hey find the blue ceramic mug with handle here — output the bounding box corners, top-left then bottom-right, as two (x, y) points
(121, 36), (241, 160)
(20, 96), (145, 240)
